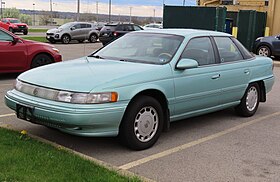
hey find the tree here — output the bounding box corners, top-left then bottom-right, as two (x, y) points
(39, 11), (51, 25)
(79, 13), (96, 22)
(3, 8), (20, 18)
(19, 14), (32, 25)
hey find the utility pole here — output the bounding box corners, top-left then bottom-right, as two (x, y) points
(109, 0), (111, 23)
(183, 0), (186, 6)
(50, 0), (53, 25)
(0, 0), (2, 19)
(96, 1), (99, 22)
(153, 9), (156, 23)
(77, 0), (80, 21)
(129, 7), (132, 23)
(33, 3), (35, 26)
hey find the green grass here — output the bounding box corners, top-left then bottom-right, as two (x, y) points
(23, 36), (48, 43)
(29, 28), (48, 33)
(0, 128), (141, 182)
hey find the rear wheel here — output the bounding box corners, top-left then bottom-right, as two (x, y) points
(119, 96), (164, 150)
(89, 34), (97, 43)
(235, 83), (260, 117)
(257, 45), (271, 57)
(61, 34), (71, 44)
(31, 54), (53, 68)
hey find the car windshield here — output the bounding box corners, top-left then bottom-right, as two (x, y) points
(58, 22), (73, 29)
(9, 19), (21, 23)
(93, 33), (184, 64)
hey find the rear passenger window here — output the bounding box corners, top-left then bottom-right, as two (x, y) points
(181, 37), (215, 66)
(214, 37), (243, 63)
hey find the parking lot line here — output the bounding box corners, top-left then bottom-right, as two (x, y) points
(119, 111), (280, 170)
(0, 83), (13, 86)
(0, 113), (15, 118)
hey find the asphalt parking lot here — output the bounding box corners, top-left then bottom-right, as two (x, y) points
(1, 43), (280, 181)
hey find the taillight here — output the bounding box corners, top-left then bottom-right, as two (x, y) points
(113, 32), (118, 36)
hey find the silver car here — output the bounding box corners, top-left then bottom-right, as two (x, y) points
(46, 22), (99, 44)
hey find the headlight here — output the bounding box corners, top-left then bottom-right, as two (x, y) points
(15, 80), (118, 104)
(52, 47), (60, 53)
(57, 28), (63, 33)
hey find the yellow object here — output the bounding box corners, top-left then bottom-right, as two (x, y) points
(20, 130), (27, 135)
(232, 27), (238, 38)
(265, 27), (270, 36)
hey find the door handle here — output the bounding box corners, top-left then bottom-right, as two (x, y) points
(244, 69), (250, 74)
(211, 74), (220, 79)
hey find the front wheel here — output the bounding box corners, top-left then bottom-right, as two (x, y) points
(61, 34), (71, 44)
(119, 96), (164, 150)
(31, 54), (53, 68)
(23, 30), (28, 35)
(235, 83), (260, 117)
(257, 45), (271, 57)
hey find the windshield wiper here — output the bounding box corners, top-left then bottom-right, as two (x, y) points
(89, 54), (104, 59)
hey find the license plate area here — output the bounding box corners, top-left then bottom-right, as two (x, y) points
(16, 104), (34, 121)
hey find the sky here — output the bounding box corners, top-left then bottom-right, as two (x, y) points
(4, 0), (196, 17)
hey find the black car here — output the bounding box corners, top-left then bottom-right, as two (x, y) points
(99, 23), (143, 45)
(254, 34), (280, 59)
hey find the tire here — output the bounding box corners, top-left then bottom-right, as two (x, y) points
(61, 34), (71, 44)
(31, 54), (53, 68)
(235, 83), (260, 117)
(257, 45), (271, 57)
(23, 30), (28, 35)
(89, 34), (97, 43)
(9, 28), (14, 33)
(119, 96), (164, 150)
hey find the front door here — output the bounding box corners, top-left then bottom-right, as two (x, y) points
(172, 37), (222, 118)
(0, 30), (27, 72)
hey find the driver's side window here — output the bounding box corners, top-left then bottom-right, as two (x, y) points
(0, 30), (13, 42)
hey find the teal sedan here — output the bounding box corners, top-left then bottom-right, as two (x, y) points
(5, 29), (275, 150)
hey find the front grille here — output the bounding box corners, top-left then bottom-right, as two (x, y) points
(17, 25), (26, 29)
(46, 33), (54, 36)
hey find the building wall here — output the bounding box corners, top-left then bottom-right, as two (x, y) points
(267, 0), (280, 35)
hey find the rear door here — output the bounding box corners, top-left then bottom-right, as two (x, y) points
(0, 30), (27, 72)
(272, 36), (280, 56)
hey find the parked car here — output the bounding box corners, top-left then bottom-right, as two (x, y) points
(5, 29), (274, 150)
(0, 28), (62, 73)
(143, 23), (163, 30)
(254, 34), (280, 59)
(99, 23), (143, 45)
(0, 18), (28, 35)
(46, 22), (99, 44)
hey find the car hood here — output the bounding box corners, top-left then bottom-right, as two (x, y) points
(47, 28), (60, 34)
(18, 57), (170, 93)
(14, 23), (27, 26)
(22, 39), (54, 47)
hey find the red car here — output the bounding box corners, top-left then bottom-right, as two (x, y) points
(0, 28), (62, 73)
(1, 18), (28, 35)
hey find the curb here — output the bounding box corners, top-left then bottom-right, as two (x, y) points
(274, 61), (280, 67)
(1, 126), (155, 182)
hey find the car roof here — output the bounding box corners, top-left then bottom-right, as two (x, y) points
(139, 28), (231, 37)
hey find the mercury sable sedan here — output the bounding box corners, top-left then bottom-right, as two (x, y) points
(5, 29), (274, 150)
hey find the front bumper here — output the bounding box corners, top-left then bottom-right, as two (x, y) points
(13, 27), (28, 33)
(5, 89), (128, 137)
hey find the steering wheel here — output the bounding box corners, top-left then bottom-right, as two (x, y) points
(158, 53), (172, 62)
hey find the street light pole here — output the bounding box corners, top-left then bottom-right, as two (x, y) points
(153, 9), (156, 23)
(96, 1), (99, 22)
(183, 0), (186, 6)
(129, 7), (132, 23)
(77, 0), (80, 21)
(109, 0), (111, 23)
(33, 3), (35, 26)
(50, 0), (53, 25)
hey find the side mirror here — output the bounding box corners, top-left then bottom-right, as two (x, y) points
(70, 27), (75, 31)
(6, 22), (10, 24)
(12, 37), (19, 45)
(276, 35), (280, 40)
(176, 58), (199, 70)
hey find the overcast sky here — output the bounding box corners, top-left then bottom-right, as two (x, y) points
(5, 0), (196, 17)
